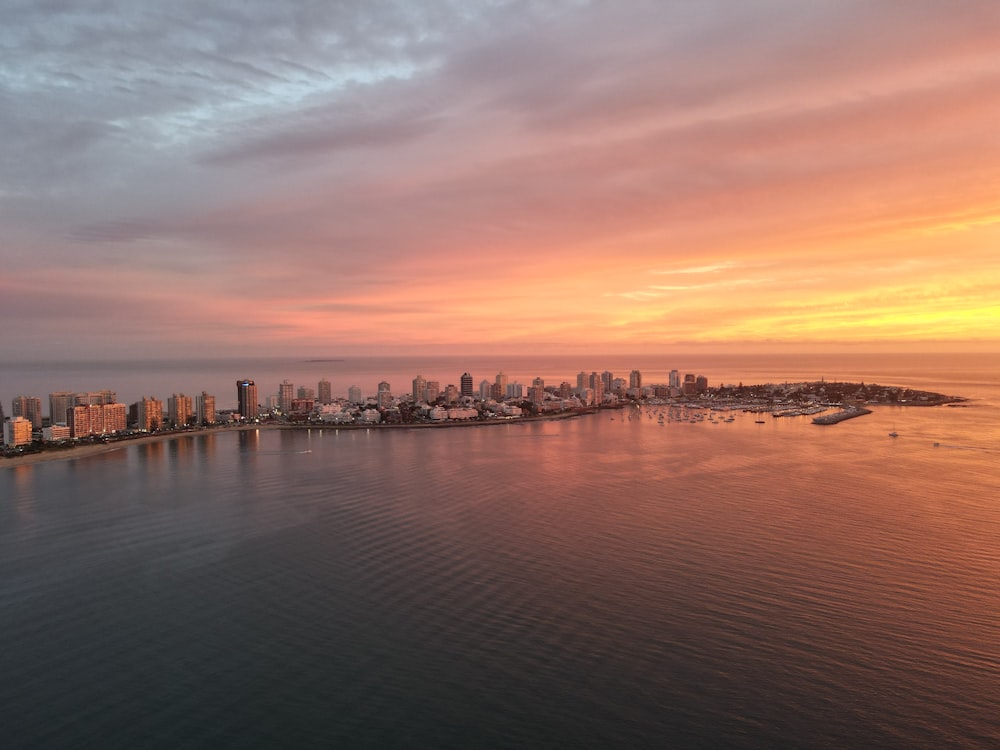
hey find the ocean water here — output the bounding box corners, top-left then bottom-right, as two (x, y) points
(2, 354), (999, 748)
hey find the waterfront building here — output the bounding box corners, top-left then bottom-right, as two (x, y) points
(167, 393), (193, 428)
(290, 399), (314, 414)
(696, 375), (709, 394)
(532, 377), (545, 390)
(12, 396), (43, 430)
(68, 403), (128, 438)
(479, 379), (492, 401)
(683, 374), (697, 396)
(49, 392), (76, 425)
(3, 416), (33, 447)
(278, 380), (294, 413)
(495, 371), (508, 392)
(506, 382), (523, 399)
(426, 381), (441, 404)
(630, 370), (642, 390)
(42, 424), (72, 442)
(265, 395), (279, 410)
(590, 372), (605, 405)
(318, 379), (332, 405)
(348, 385), (363, 404)
(559, 382), (572, 399)
(377, 381), (392, 409)
(236, 379), (258, 421)
(135, 397), (164, 432)
(669, 369), (680, 388)
(196, 392), (217, 425)
(529, 385), (545, 404)
(576, 371), (587, 393)
(444, 384), (459, 404)
(601, 371), (614, 393)
(297, 386), (315, 401)
(412, 375), (427, 404)
(460, 372), (473, 398)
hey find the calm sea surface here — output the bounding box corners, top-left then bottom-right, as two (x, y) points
(2, 354), (999, 748)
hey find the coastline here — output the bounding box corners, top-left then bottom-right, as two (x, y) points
(0, 411), (589, 471)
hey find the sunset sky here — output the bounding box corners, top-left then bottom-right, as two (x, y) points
(2, 0), (999, 360)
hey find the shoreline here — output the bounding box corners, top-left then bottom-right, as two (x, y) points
(0, 411), (589, 470)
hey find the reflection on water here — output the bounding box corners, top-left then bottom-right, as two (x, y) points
(1, 397), (998, 748)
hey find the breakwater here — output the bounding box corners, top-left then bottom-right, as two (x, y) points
(812, 406), (872, 425)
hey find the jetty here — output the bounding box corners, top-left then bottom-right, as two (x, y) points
(812, 406), (872, 425)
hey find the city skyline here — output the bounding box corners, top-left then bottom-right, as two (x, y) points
(2, 2), (999, 360)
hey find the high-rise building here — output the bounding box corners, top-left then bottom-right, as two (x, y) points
(49, 392), (76, 425)
(167, 393), (193, 427)
(236, 379), (258, 421)
(576, 371), (587, 392)
(196, 392), (216, 425)
(669, 370), (680, 388)
(495, 372), (508, 393)
(318, 379), (332, 405)
(348, 385), (363, 404)
(412, 375), (427, 403)
(425, 381), (440, 403)
(12, 396), (43, 430)
(589, 372), (604, 405)
(460, 372), (473, 398)
(444, 384), (459, 403)
(478, 379), (492, 401)
(601, 371), (614, 392)
(559, 382), (572, 399)
(377, 381), (392, 409)
(278, 380), (294, 413)
(506, 382), (523, 399)
(68, 403), (127, 437)
(297, 386), (315, 401)
(695, 375), (709, 394)
(3, 416), (32, 447)
(630, 370), (642, 390)
(135, 397), (164, 432)
(82, 390), (116, 405)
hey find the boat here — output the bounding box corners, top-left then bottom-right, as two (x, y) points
(889, 426), (898, 438)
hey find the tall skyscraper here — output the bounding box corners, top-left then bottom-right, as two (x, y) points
(412, 375), (427, 403)
(630, 370), (642, 390)
(167, 393), (193, 427)
(425, 381), (440, 404)
(669, 369), (680, 388)
(318, 379), (332, 405)
(49, 392), (76, 425)
(601, 371), (614, 392)
(278, 380), (294, 413)
(12, 396), (43, 429)
(460, 372), (473, 397)
(237, 379), (258, 421)
(478, 379), (492, 401)
(348, 385), (363, 404)
(196, 392), (216, 425)
(134, 398), (164, 432)
(377, 381), (392, 408)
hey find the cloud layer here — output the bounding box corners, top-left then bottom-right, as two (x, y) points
(2, 0), (999, 358)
